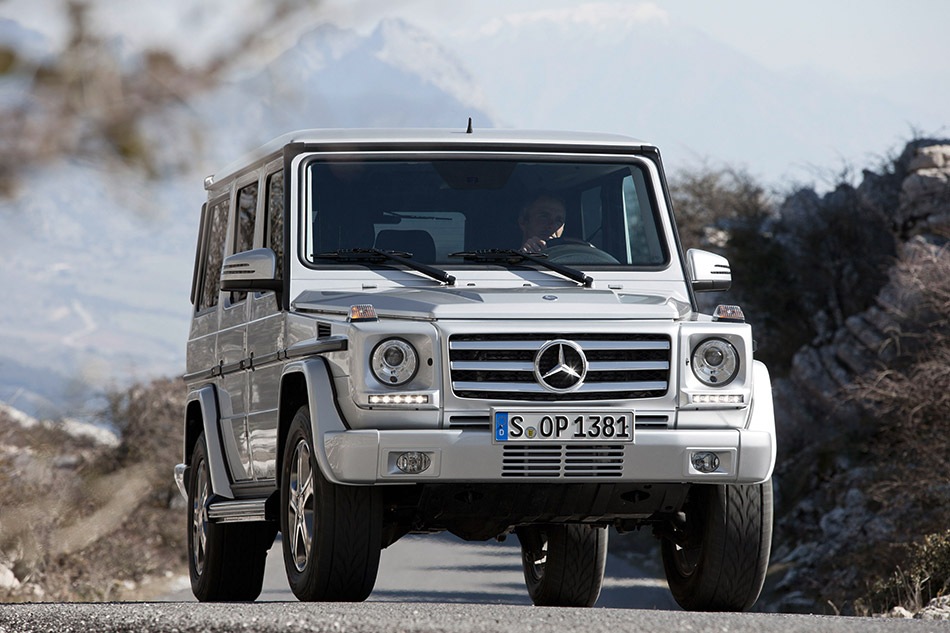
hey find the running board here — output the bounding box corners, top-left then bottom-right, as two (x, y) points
(207, 498), (268, 523)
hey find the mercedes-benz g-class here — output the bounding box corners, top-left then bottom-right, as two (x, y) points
(175, 128), (775, 611)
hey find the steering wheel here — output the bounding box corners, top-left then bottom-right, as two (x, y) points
(542, 238), (620, 264)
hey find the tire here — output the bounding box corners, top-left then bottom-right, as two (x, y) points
(187, 434), (274, 602)
(280, 406), (382, 601)
(660, 480), (773, 612)
(516, 524), (608, 607)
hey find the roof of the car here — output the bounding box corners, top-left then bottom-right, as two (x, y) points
(209, 128), (655, 187)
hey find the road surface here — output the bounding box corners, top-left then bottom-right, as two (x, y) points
(163, 531), (677, 608)
(2, 534), (943, 632)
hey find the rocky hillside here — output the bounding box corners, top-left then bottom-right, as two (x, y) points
(760, 143), (950, 615)
(660, 139), (950, 617)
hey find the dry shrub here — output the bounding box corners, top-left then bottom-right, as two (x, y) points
(853, 244), (950, 486)
(101, 376), (185, 498)
(849, 244), (950, 613)
(860, 531), (950, 615)
(0, 377), (188, 602)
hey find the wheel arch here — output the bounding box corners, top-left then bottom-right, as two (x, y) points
(184, 385), (234, 498)
(277, 357), (349, 487)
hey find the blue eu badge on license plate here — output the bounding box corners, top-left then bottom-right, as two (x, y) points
(494, 412), (508, 441)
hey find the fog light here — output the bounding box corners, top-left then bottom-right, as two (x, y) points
(396, 452), (431, 474)
(691, 452), (721, 473)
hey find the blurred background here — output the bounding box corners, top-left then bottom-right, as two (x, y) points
(0, 0), (948, 618)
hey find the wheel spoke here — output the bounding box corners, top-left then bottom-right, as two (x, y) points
(192, 462), (208, 575)
(288, 438), (314, 573)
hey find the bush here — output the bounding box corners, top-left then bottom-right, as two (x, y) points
(861, 531), (950, 615)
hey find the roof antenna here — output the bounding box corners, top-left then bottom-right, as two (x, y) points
(465, 117), (473, 134)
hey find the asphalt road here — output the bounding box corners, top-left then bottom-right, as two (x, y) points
(163, 531), (677, 608)
(1, 534), (944, 632)
(1, 601), (946, 633)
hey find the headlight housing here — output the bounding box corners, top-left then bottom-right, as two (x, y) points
(691, 338), (739, 386)
(371, 338), (418, 386)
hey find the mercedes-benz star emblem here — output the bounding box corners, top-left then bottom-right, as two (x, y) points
(534, 339), (588, 392)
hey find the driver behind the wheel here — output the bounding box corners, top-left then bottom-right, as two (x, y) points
(519, 195), (566, 253)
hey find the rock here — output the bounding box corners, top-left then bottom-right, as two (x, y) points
(917, 595), (950, 620)
(885, 606), (915, 619)
(52, 454), (81, 469)
(0, 564), (20, 590)
(907, 145), (950, 171)
(901, 168), (949, 202)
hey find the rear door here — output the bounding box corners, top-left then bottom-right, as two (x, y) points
(217, 174), (259, 482)
(247, 163), (285, 481)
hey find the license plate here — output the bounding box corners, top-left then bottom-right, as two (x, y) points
(492, 410), (634, 443)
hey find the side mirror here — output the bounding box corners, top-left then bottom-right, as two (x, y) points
(686, 249), (732, 292)
(221, 248), (281, 292)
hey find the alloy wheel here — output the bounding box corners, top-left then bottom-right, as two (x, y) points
(192, 459), (209, 576)
(288, 438), (315, 572)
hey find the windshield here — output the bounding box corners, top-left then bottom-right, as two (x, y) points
(303, 159), (668, 268)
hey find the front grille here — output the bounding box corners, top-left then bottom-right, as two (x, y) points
(449, 333), (671, 401)
(502, 444), (624, 478)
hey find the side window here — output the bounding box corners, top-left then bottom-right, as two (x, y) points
(231, 182), (259, 304)
(265, 171), (284, 280)
(198, 199), (229, 312)
(622, 173), (664, 265)
(235, 182), (258, 254)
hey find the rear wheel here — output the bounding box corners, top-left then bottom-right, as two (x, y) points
(187, 434), (274, 601)
(660, 480), (773, 611)
(516, 524), (607, 607)
(280, 406), (382, 601)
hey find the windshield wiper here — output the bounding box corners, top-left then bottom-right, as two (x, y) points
(449, 249), (592, 288)
(314, 248), (456, 285)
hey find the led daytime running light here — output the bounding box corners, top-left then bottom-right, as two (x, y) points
(369, 394), (429, 405)
(691, 393), (744, 405)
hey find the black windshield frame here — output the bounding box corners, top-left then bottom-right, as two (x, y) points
(298, 153), (671, 273)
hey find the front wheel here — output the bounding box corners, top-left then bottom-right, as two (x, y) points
(516, 524), (607, 607)
(660, 480), (773, 611)
(280, 406), (382, 601)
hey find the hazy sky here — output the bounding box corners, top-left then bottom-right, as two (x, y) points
(6, 0), (946, 85)
(323, 0), (949, 82)
(3, 0), (948, 182)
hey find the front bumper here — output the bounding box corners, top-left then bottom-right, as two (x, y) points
(323, 427), (774, 485)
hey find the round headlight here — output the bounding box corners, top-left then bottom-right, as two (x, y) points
(691, 338), (739, 386)
(371, 338), (418, 386)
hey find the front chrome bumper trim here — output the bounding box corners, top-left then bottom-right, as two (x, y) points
(322, 428), (774, 485)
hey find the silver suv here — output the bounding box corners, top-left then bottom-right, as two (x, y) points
(175, 129), (776, 610)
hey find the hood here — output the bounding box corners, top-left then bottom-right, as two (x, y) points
(292, 287), (690, 320)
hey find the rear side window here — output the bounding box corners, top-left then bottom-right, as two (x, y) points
(198, 198), (230, 312)
(265, 171), (284, 280)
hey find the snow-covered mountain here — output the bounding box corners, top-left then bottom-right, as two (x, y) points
(194, 19), (493, 168)
(450, 5), (923, 184)
(0, 18), (494, 417)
